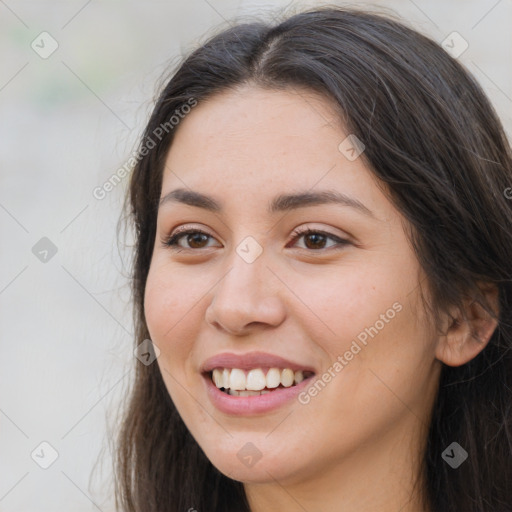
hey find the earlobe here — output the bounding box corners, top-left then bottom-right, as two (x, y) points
(435, 284), (499, 367)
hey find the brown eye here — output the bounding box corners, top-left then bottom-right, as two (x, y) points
(289, 227), (350, 251)
(163, 229), (217, 250)
(185, 232), (210, 248)
(302, 232), (328, 250)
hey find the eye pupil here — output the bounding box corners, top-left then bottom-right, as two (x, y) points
(188, 233), (208, 248)
(304, 233), (326, 249)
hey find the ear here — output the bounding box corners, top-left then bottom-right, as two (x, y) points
(435, 283), (500, 367)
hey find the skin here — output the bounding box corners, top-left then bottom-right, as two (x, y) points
(144, 86), (498, 512)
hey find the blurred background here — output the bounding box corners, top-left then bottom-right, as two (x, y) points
(0, 1), (510, 510)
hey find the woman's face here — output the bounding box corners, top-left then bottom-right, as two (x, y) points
(144, 86), (441, 488)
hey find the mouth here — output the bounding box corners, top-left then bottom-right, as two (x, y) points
(206, 367), (316, 396)
(200, 351), (318, 414)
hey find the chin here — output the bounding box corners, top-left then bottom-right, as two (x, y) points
(199, 435), (306, 484)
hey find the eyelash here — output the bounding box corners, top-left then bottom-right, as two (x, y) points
(162, 227), (350, 252)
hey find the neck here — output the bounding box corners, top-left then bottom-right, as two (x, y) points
(244, 415), (431, 512)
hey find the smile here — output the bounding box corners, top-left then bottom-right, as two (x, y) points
(201, 351), (317, 414)
(210, 367), (315, 396)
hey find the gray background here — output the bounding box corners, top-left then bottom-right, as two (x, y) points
(1, 0), (510, 510)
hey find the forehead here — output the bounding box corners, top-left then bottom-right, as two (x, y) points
(183, 85), (343, 132)
(170, 86), (343, 167)
(165, 86), (343, 175)
(160, 86), (387, 219)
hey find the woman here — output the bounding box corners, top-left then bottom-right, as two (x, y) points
(114, 6), (512, 511)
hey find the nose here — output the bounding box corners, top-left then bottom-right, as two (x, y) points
(204, 251), (286, 335)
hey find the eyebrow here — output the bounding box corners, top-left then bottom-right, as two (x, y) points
(159, 188), (375, 217)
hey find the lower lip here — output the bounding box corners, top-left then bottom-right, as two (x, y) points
(203, 373), (315, 415)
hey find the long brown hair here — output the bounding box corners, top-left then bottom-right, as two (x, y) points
(114, 6), (512, 511)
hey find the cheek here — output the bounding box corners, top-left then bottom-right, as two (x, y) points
(289, 259), (415, 353)
(143, 260), (201, 368)
(290, 250), (433, 405)
(301, 271), (433, 423)
(143, 262), (205, 418)
(144, 256), (207, 332)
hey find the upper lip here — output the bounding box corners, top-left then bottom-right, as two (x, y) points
(201, 351), (317, 374)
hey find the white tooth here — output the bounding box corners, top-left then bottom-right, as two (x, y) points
(222, 368), (230, 388)
(212, 369), (223, 388)
(229, 368), (246, 390)
(246, 369), (266, 391)
(266, 367), (281, 388)
(241, 390), (262, 396)
(281, 368), (294, 387)
(260, 390), (270, 395)
(228, 389), (239, 396)
(294, 370), (304, 384)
